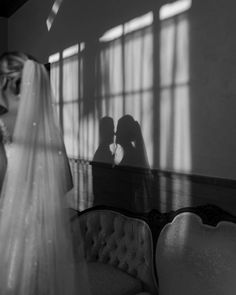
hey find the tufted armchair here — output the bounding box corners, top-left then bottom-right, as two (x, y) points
(156, 208), (236, 295)
(71, 207), (158, 295)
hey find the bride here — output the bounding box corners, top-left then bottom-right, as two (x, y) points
(0, 52), (80, 295)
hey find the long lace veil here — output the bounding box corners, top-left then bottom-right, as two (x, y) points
(0, 60), (77, 294)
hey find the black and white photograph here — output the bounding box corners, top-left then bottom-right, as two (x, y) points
(0, 0), (236, 294)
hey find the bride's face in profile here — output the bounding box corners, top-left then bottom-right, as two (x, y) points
(0, 75), (21, 137)
(0, 53), (28, 138)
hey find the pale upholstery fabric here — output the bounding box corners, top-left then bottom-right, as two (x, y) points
(76, 261), (143, 295)
(156, 212), (236, 295)
(72, 209), (158, 295)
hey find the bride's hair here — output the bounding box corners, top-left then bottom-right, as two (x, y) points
(0, 51), (35, 95)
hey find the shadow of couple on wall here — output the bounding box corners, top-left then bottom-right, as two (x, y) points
(92, 114), (153, 213)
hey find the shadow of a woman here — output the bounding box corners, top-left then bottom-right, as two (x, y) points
(114, 115), (153, 212)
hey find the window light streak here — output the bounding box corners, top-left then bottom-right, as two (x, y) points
(52, 0), (63, 14)
(63, 58), (78, 102)
(172, 176), (191, 210)
(173, 91), (191, 172)
(88, 114), (96, 160)
(49, 62), (60, 106)
(98, 12), (154, 171)
(99, 25), (123, 42)
(8, 241), (19, 289)
(62, 51), (79, 158)
(160, 7), (191, 174)
(48, 52), (60, 63)
(163, 213), (191, 250)
(80, 42), (85, 52)
(49, 44), (82, 158)
(62, 44), (79, 58)
(160, 174), (168, 212)
(160, 92), (173, 170)
(159, 0), (192, 20)
(46, 17), (53, 32)
(124, 12), (153, 34)
(100, 12), (153, 43)
(46, 0), (64, 31)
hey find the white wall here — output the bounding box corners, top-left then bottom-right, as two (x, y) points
(7, 0), (236, 180)
(189, 0), (236, 179)
(8, 0), (74, 62)
(7, 0), (148, 62)
(0, 17), (8, 54)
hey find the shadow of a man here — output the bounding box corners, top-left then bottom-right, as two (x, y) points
(92, 116), (116, 206)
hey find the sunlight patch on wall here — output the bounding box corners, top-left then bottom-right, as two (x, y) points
(62, 51), (79, 158)
(48, 45), (80, 159)
(160, 90), (173, 170)
(174, 89), (191, 171)
(87, 113), (97, 160)
(62, 44), (79, 58)
(159, 3), (191, 173)
(99, 12), (153, 42)
(49, 44), (97, 210)
(80, 42), (85, 52)
(100, 41), (123, 97)
(98, 12), (154, 167)
(160, 0), (192, 20)
(48, 52), (60, 63)
(124, 12), (153, 34)
(49, 52), (60, 117)
(172, 176), (192, 210)
(99, 25), (123, 42)
(46, 0), (64, 31)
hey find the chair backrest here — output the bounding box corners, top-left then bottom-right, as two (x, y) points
(71, 208), (158, 294)
(156, 211), (236, 295)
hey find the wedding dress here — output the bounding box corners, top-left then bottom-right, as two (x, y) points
(0, 60), (78, 295)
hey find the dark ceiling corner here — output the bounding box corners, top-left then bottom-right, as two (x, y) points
(0, 0), (29, 18)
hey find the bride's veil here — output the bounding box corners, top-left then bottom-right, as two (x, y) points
(0, 60), (78, 294)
